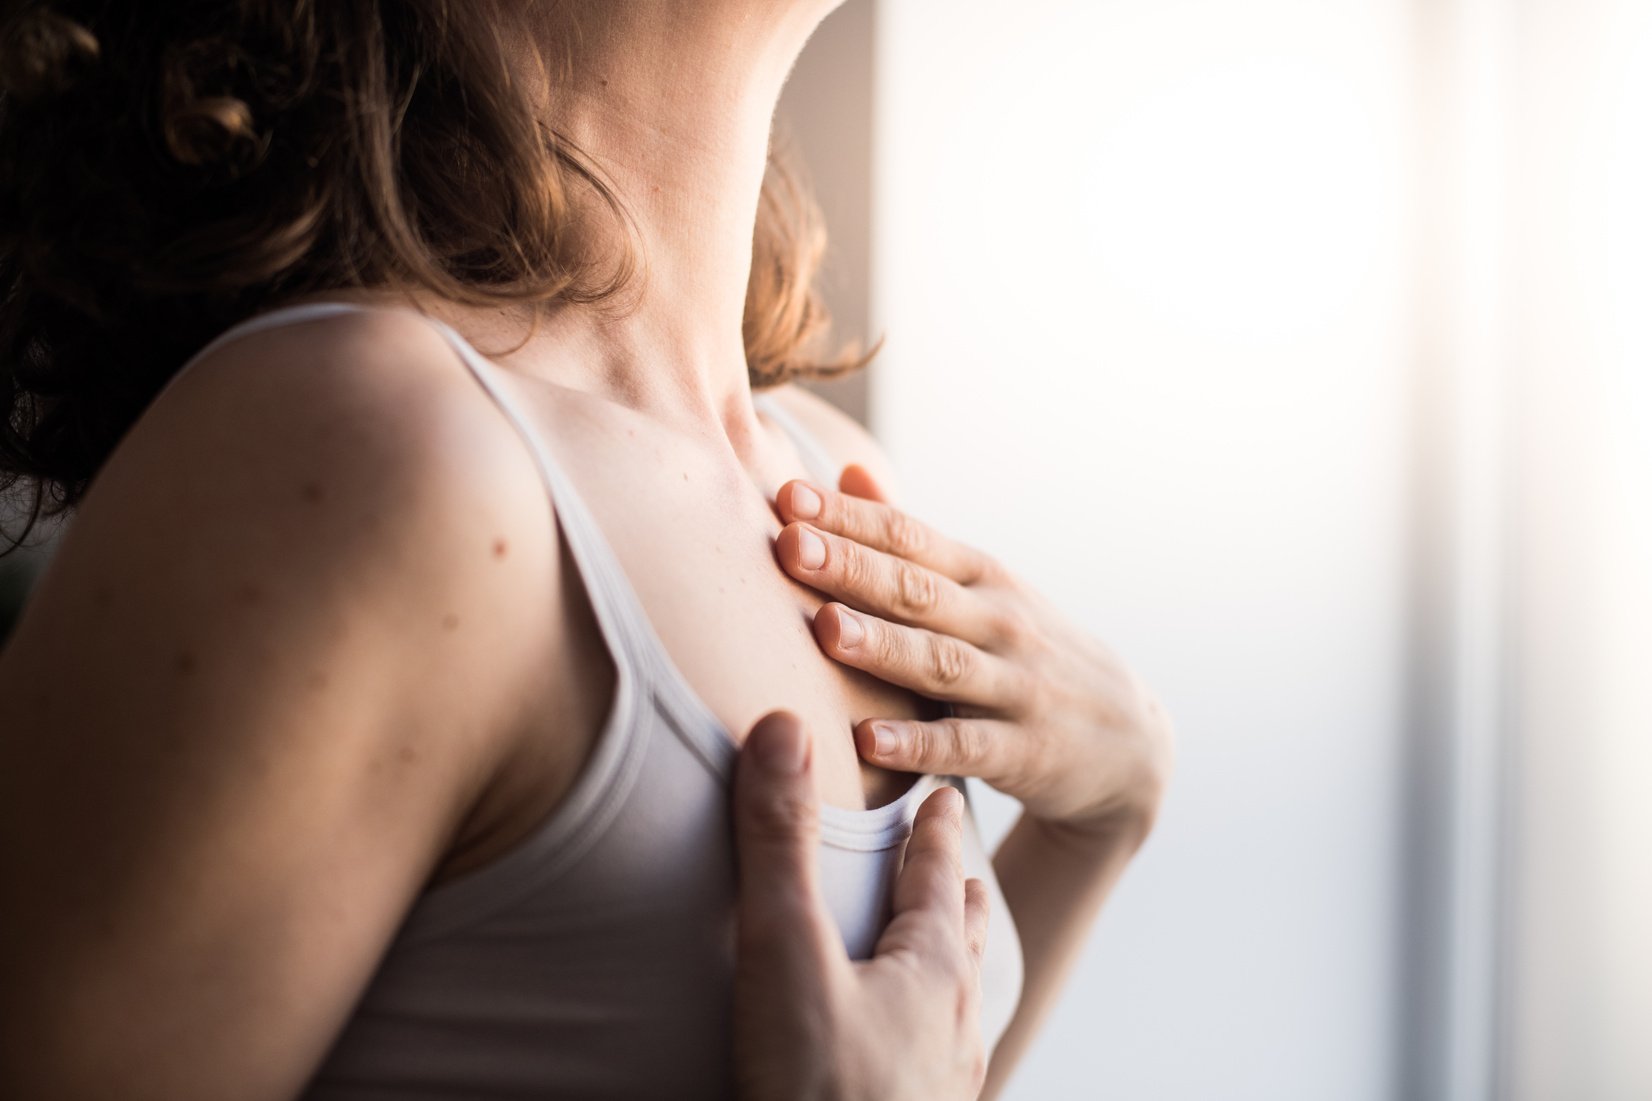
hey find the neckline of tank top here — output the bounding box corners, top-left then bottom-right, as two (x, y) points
(168, 301), (940, 845)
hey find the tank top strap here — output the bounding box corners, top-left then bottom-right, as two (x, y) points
(167, 300), (665, 690)
(752, 391), (840, 485)
(412, 315), (669, 680)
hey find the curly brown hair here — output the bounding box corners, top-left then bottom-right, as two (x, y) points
(0, 0), (864, 550)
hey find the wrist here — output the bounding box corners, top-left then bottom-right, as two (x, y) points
(1030, 795), (1162, 861)
(1048, 709), (1175, 856)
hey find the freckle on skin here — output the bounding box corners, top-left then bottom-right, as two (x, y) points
(237, 582), (264, 605)
(492, 538), (509, 559)
(398, 745), (418, 764)
(174, 650), (198, 675)
(441, 613), (460, 631)
(301, 481), (325, 504)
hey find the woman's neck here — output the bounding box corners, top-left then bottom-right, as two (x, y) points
(435, 2), (836, 454)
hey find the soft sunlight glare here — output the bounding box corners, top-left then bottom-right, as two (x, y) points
(1079, 57), (1391, 341)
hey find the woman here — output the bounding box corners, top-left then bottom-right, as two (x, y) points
(0, 2), (1173, 1098)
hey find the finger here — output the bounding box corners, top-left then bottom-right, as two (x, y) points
(838, 463), (890, 504)
(775, 522), (1005, 646)
(813, 603), (1027, 708)
(732, 711), (844, 981)
(963, 877), (991, 967)
(852, 715), (1022, 784)
(874, 786), (967, 962)
(775, 478), (993, 586)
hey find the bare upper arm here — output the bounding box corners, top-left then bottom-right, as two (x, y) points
(0, 309), (560, 1101)
(766, 383), (905, 501)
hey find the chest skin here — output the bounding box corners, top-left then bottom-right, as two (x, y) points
(433, 378), (935, 886)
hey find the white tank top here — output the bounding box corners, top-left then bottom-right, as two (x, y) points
(175, 303), (1024, 1099)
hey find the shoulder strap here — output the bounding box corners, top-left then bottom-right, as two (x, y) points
(753, 391), (840, 485)
(412, 315), (667, 675)
(164, 301), (661, 686)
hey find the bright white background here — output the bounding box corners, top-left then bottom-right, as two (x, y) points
(876, 4), (1408, 1099)
(784, 1), (1651, 1098)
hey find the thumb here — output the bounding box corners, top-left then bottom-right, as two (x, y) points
(733, 711), (841, 976)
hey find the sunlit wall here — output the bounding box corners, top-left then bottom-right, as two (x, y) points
(871, 3), (1412, 1099)
(804, 0), (1652, 1098)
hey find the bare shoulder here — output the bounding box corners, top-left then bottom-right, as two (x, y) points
(54, 304), (562, 742)
(764, 382), (904, 498)
(0, 306), (565, 1098)
(7, 303), (568, 813)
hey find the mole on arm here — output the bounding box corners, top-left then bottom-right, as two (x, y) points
(491, 538), (509, 560)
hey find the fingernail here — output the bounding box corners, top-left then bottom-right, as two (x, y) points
(797, 528), (826, 570)
(871, 721), (897, 757)
(755, 719), (808, 776)
(790, 483), (823, 520)
(835, 608), (864, 648)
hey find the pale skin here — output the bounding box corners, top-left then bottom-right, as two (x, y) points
(0, 1), (1170, 1099)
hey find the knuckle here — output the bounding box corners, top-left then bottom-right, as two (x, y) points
(972, 550), (1010, 587)
(991, 606), (1033, 648)
(834, 538), (868, 588)
(1022, 667), (1057, 714)
(842, 548), (888, 611)
(748, 790), (819, 842)
(907, 722), (937, 766)
(928, 636), (971, 688)
(867, 615), (905, 668)
(893, 561), (942, 619)
(882, 510), (929, 560)
(998, 668), (1034, 716)
(945, 718), (985, 766)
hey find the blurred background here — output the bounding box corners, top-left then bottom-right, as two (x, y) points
(2, 0), (1646, 1098)
(781, 0), (1650, 1099)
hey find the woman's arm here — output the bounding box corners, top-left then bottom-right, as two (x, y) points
(765, 443), (1174, 1095)
(0, 311), (560, 1101)
(979, 813), (1151, 1097)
